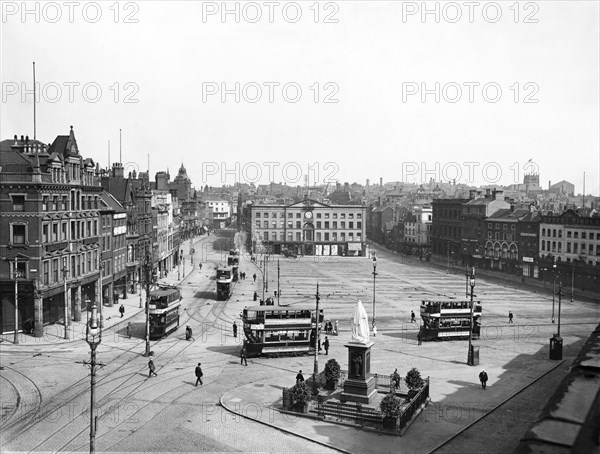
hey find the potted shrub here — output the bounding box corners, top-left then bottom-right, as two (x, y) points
(405, 367), (425, 399)
(291, 380), (311, 413)
(324, 359), (341, 390)
(379, 392), (402, 429)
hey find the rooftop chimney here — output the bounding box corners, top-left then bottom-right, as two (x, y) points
(380, 177), (383, 187)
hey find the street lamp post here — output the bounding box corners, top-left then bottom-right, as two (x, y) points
(277, 259), (280, 305)
(313, 282), (320, 388)
(467, 267), (476, 366)
(85, 298), (101, 454)
(570, 261), (574, 302)
(551, 263), (556, 323)
(557, 283), (563, 337)
(144, 255), (151, 357)
(62, 262), (70, 340)
(372, 255), (377, 328)
(13, 257), (20, 344)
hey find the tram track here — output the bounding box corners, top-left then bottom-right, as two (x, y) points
(12, 259), (240, 453)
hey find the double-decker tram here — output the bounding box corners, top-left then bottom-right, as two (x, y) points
(148, 287), (181, 339)
(227, 250), (240, 281)
(216, 266), (234, 300)
(420, 299), (482, 341)
(241, 304), (324, 357)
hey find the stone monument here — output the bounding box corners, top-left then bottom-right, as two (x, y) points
(340, 300), (377, 404)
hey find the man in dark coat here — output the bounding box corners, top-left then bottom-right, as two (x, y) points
(479, 369), (488, 389)
(119, 304), (125, 318)
(296, 370), (304, 383)
(233, 321), (238, 339)
(253, 273), (257, 282)
(323, 336), (330, 355)
(240, 345), (248, 366)
(195, 362), (203, 386)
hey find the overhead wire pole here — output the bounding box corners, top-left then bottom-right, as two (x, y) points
(313, 282), (320, 385)
(277, 259), (280, 305)
(14, 257), (19, 344)
(145, 255), (151, 356)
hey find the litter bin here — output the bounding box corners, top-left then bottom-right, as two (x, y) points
(549, 334), (563, 360)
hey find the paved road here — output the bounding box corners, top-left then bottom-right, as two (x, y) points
(1, 240), (599, 453)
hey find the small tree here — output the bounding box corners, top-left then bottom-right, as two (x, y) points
(291, 381), (311, 410)
(379, 392), (402, 418)
(404, 367), (425, 391)
(324, 359), (341, 384)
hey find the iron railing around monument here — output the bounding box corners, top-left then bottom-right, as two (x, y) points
(397, 377), (430, 431)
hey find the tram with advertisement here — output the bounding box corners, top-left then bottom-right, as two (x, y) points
(227, 249), (240, 281)
(241, 304), (324, 357)
(216, 266), (234, 300)
(419, 300), (482, 341)
(148, 287), (181, 339)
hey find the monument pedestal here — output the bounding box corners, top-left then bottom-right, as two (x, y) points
(340, 341), (377, 405)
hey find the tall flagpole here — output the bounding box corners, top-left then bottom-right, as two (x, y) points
(33, 62), (37, 140)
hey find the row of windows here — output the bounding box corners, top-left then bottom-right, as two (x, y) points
(255, 212), (361, 219)
(261, 231), (362, 242)
(12, 192), (99, 212)
(487, 232), (516, 242)
(102, 234), (126, 252)
(42, 219), (99, 244)
(42, 251), (99, 286)
(255, 220), (361, 229)
(541, 228), (600, 240)
(542, 240), (600, 255)
(487, 223), (516, 230)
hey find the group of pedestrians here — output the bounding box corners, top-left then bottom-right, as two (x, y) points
(239, 272), (247, 280)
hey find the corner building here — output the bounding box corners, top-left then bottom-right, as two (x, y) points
(0, 128), (101, 336)
(250, 198), (367, 256)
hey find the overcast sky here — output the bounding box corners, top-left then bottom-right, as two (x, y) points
(2, 1), (599, 194)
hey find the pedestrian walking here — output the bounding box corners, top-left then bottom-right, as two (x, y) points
(240, 345), (248, 366)
(417, 330), (423, 345)
(233, 321), (238, 339)
(126, 322), (132, 339)
(148, 359), (157, 377)
(479, 369), (488, 389)
(392, 368), (401, 389)
(253, 273), (257, 282)
(296, 370), (304, 383)
(324, 336), (329, 355)
(508, 311), (514, 323)
(195, 362), (203, 386)
(119, 304), (125, 318)
(411, 311), (416, 323)
(372, 323), (377, 337)
(253, 291), (258, 302)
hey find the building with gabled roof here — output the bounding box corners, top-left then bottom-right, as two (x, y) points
(0, 127), (102, 336)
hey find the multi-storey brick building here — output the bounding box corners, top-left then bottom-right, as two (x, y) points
(482, 207), (540, 275)
(0, 128), (101, 336)
(431, 198), (469, 264)
(99, 192), (128, 305)
(539, 209), (600, 293)
(249, 197), (367, 256)
(100, 163), (153, 295)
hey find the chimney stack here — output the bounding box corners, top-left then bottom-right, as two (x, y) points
(366, 179), (370, 187)
(380, 177), (383, 187)
(548, 180), (551, 190)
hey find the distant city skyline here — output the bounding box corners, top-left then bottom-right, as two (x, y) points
(3, 1), (598, 194)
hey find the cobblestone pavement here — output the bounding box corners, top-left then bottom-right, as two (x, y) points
(1, 240), (599, 453)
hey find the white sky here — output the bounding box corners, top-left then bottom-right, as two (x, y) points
(1, 1), (599, 194)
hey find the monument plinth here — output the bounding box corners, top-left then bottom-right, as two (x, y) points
(340, 300), (377, 405)
(340, 341), (377, 404)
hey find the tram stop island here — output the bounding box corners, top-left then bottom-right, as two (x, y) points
(280, 300), (430, 436)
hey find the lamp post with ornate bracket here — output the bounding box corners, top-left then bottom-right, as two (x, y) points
(62, 260), (70, 340)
